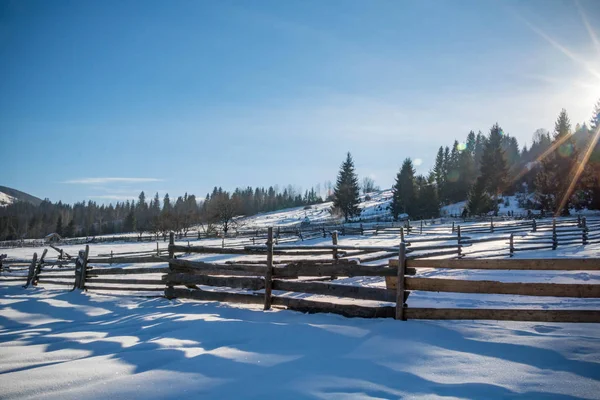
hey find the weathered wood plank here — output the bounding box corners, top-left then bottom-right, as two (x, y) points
(89, 267), (171, 275)
(405, 277), (600, 298)
(271, 296), (395, 318)
(86, 278), (165, 285)
(86, 286), (166, 291)
(272, 279), (395, 302)
(37, 279), (74, 286)
(274, 263), (396, 277)
(396, 243), (407, 320)
(166, 273), (265, 290)
(87, 256), (165, 264)
(165, 287), (264, 304)
(36, 274), (75, 279)
(170, 244), (248, 255)
(405, 308), (600, 322)
(169, 258), (266, 275)
(264, 227), (274, 310)
(403, 258), (600, 271)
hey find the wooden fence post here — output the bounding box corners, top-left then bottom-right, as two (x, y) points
(400, 227), (405, 243)
(552, 218), (558, 250)
(577, 215), (582, 228)
(32, 249), (48, 286)
(509, 233), (514, 257)
(452, 221), (455, 234)
(532, 219), (537, 232)
(263, 227), (274, 310)
(420, 219), (423, 234)
(23, 253), (38, 288)
(457, 225), (462, 257)
(395, 242), (407, 321)
(582, 217), (588, 245)
(490, 216), (494, 233)
(156, 242), (159, 256)
(166, 232), (175, 298)
(79, 245), (90, 289)
(332, 231), (339, 261)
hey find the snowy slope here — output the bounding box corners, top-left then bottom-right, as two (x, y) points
(239, 189), (400, 227)
(0, 191), (15, 207)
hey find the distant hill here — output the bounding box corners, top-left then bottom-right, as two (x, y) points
(0, 186), (43, 207)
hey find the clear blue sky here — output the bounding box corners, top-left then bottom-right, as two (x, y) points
(1, 0), (599, 204)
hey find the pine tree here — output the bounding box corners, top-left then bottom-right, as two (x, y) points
(124, 211), (136, 232)
(333, 152), (361, 222)
(55, 215), (63, 235)
(480, 123), (508, 203)
(433, 147), (446, 203)
(535, 109), (578, 215)
(467, 177), (492, 216)
(391, 158), (416, 220)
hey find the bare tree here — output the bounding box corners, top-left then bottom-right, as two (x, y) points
(361, 177), (379, 195)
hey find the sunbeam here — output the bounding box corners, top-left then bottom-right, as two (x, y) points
(509, 132), (574, 185)
(514, 11), (600, 80)
(575, 0), (600, 56)
(555, 123), (600, 216)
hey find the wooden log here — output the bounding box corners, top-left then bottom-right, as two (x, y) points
(86, 286), (166, 291)
(405, 277), (600, 298)
(37, 267), (77, 272)
(89, 267), (171, 275)
(24, 253), (38, 288)
(264, 227), (274, 310)
(35, 274), (76, 279)
(0, 277), (28, 281)
(166, 273), (265, 290)
(32, 249), (48, 286)
(86, 278), (165, 285)
(404, 308), (600, 322)
(404, 258), (600, 270)
(169, 258), (266, 275)
(272, 279), (395, 302)
(37, 280), (74, 286)
(271, 296), (395, 319)
(170, 244), (248, 255)
(274, 263), (407, 278)
(87, 256), (165, 264)
(80, 245), (90, 289)
(395, 242), (407, 320)
(165, 287), (264, 304)
(357, 251), (397, 263)
(50, 244), (72, 259)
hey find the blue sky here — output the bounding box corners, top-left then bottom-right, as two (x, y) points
(1, 0), (599, 204)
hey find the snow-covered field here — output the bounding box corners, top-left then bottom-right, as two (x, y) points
(2, 215), (600, 399)
(1, 284), (600, 399)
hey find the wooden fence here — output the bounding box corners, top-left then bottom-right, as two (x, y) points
(2, 230), (600, 322)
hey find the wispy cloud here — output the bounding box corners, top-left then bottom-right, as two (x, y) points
(63, 177), (163, 184)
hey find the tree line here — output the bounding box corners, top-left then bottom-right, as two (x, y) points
(331, 99), (600, 221)
(2, 99), (599, 239)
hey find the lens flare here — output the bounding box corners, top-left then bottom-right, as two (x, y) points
(414, 158), (423, 166)
(558, 143), (574, 158)
(447, 169), (460, 182)
(456, 142), (467, 151)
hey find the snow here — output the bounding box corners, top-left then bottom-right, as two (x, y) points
(0, 191), (15, 207)
(1, 286), (599, 399)
(238, 189), (402, 227)
(2, 210), (600, 398)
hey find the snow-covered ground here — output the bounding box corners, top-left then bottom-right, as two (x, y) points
(2, 213), (600, 398)
(1, 284), (600, 399)
(0, 191), (15, 207)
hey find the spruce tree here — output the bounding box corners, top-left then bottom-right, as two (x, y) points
(391, 158), (416, 220)
(433, 147), (446, 203)
(55, 215), (63, 235)
(479, 123), (508, 205)
(333, 152), (361, 222)
(535, 109), (577, 215)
